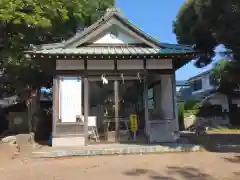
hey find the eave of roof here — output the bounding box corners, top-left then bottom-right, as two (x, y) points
(27, 46), (196, 55)
(176, 80), (188, 86)
(187, 69), (212, 82)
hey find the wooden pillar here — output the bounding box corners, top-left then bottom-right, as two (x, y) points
(84, 77), (89, 145)
(143, 75), (149, 136)
(114, 80), (119, 141)
(172, 73), (179, 131)
(52, 77), (59, 136)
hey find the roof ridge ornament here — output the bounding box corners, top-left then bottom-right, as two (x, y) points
(106, 7), (121, 14)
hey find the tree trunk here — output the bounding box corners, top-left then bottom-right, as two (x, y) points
(25, 88), (40, 147)
(26, 95), (34, 145)
(226, 95), (233, 125)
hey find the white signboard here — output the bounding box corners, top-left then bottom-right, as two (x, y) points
(59, 76), (82, 123)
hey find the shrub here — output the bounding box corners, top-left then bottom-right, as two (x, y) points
(178, 103), (185, 130)
(196, 105), (223, 117)
(185, 109), (198, 116)
(184, 99), (200, 110)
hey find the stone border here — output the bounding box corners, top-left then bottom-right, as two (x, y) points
(32, 144), (203, 158)
(208, 131), (240, 134)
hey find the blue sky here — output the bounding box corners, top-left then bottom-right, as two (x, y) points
(117, 0), (216, 80)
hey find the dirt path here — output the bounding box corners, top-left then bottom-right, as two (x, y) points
(0, 152), (239, 180)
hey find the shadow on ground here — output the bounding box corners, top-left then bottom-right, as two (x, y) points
(181, 132), (240, 153)
(123, 167), (215, 180)
(123, 166), (240, 180)
(223, 155), (240, 164)
(234, 172), (240, 177)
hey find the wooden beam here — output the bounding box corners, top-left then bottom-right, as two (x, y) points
(55, 69), (174, 76)
(29, 53), (197, 61)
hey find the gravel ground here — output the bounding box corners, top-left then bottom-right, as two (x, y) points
(0, 152), (239, 180)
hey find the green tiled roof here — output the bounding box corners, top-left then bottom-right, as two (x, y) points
(26, 8), (197, 70)
(29, 46), (195, 55)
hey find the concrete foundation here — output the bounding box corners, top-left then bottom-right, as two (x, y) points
(52, 136), (85, 147)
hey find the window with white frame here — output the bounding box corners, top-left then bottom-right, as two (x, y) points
(209, 74), (216, 86)
(148, 88), (154, 109)
(192, 79), (202, 91)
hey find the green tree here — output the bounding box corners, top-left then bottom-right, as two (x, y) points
(0, 0), (113, 97)
(174, 0), (240, 123)
(173, 0), (240, 66)
(0, 0), (113, 140)
(178, 103), (185, 130)
(211, 59), (240, 123)
(212, 60), (240, 92)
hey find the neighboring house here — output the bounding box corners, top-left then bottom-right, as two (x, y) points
(176, 80), (187, 93)
(187, 70), (216, 99)
(176, 80), (192, 102)
(28, 8), (198, 147)
(186, 70), (240, 112)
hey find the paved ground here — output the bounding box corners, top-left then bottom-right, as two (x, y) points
(0, 151), (239, 180)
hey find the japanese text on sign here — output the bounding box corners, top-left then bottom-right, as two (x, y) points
(130, 114), (138, 132)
